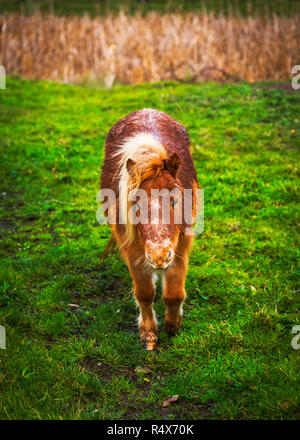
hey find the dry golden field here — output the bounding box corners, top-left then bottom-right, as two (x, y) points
(1, 11), (299, 85)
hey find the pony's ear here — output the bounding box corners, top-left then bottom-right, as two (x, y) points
(164, 153), (180, 177)
(126, 158), (136, 176)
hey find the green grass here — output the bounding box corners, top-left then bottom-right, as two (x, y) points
(1, 0), (299, 16)
(0, 77), (299, 420)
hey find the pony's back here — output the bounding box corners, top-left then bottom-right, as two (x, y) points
(101, 109), (197, 195)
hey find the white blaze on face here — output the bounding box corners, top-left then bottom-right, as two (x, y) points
(146, 239), (171, 249)
(151, 200), (161, 225)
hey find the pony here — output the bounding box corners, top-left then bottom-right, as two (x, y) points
(101, 108), (199, 350)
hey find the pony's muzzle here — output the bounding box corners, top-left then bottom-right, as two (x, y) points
(145, 247), (174, 269)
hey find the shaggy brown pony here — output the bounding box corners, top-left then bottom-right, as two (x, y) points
(101, 109), (199, 350)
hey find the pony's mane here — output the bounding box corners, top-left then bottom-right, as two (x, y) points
(116, 132), (167, 240)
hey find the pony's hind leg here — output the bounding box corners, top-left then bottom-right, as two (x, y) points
(128, 262), (157, 350)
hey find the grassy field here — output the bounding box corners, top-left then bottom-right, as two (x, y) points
(0, 77), (299, 419)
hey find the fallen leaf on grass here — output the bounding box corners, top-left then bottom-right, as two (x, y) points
(162, 395), (179, 408)
(134, 366), (151, 374)
(68, 303), (80, 309)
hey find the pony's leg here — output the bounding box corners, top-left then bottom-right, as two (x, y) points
(128, 262), (157, 350)
(163, 236), (192, 335)
(114, 230), (157, 350)
(163, 262), (186, 334)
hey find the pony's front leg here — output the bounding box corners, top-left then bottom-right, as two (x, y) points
(163, 236), (192, 334)
(129, 263), (157, 350)
(163, 257), (188, 335)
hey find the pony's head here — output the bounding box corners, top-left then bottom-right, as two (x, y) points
(126, 152), (183, 270)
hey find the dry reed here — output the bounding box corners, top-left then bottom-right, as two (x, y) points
(0, 11), (299, 85)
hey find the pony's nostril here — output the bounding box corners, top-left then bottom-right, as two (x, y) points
(147, 252), (154, 265)
(165, 250), (172, 262)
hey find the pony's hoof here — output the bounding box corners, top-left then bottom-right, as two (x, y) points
(140, 325), (157, 350)
(145, 341), (156, 351)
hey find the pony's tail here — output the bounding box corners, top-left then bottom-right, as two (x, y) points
(100, 234), (117, 262)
